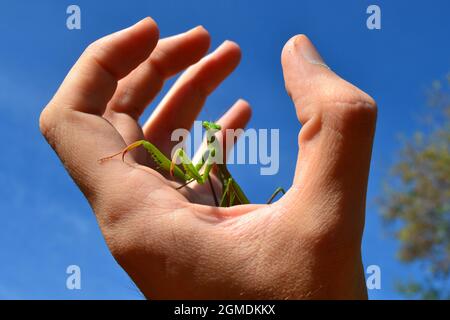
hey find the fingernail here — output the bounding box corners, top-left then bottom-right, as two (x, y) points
(118, 17), (151, 34)
(219, 40), (238, 49)
(222, 40), (232, 46)
(187, 25), (205, 33)
(214, 40), (230, 51)
(296, 35), (330, 69)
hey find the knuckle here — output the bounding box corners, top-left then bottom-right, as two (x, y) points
(39, 107), (50, 136)
(82, 41), (99, 61)
(85, 38), (105, 56)
(332, 88), (376, 119)
(321, 85), (377, 134)
(84, 40), (113, 72)
(183, 78), (210, 104)
(84, 42), (107, 67)
(39, 102), (72, 149)
(39, 104), (57, 143)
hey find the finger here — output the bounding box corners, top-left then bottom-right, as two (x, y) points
(143, 40), (242, 155)
(193, 99), (252, 164)
(105, 25), (210, 121)
(51, 18), (159, 115)
(40, 18), (161, 208)
(102, 26), (210, 164)
(280, 35), (377, 224)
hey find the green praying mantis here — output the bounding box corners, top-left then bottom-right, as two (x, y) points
(99, 121), (285, 207)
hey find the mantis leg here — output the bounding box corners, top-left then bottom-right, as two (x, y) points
(266, 187), (286, 204)
(170, 148), (202, 181)
(215, 164), (250, 205)
(172, 148), (220, 206)
(207, 176), (219, 207)
(220, 178), (233, 207)
(175, 178), (196, 190)
(171, 148), (216, 185)
(98, 140), (188, 181)
(219, 177), (245, 207)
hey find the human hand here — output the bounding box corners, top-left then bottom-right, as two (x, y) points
(40, 18), (376, 299)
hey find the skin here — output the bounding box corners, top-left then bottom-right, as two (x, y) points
(39, 18), (377, 299)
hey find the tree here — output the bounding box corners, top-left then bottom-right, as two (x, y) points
(380, 74), (450, 299)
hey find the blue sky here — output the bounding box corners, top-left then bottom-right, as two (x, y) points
(0, 0), (448, 299)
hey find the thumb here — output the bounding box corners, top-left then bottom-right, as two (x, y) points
(280, 35), (377, 228)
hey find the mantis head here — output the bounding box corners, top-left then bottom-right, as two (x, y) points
(202, 121), (221, 132)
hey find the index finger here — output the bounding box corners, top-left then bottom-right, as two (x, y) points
(39, 18), (159, 205)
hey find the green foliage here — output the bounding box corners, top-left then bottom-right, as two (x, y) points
(381, 74), (450, 299)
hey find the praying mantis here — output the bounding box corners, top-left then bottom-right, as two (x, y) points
(99, 121), (285, 207)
